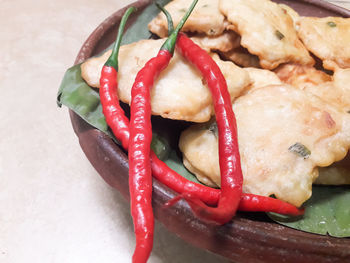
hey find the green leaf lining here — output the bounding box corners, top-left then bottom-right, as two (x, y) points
(164, 150), (201, 184)
(57, 65), (108, 133)
(269, 186), (350, 237)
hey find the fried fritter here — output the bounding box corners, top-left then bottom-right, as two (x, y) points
(81, 39), (250, 123)
(307, 68), (350, 113)
(316, 167), (350, 185)
(180, 85), (350, 206)
(275, 63), (332, 90)
(315, 154), (350, 185)
(276, 64), (350, 113)
(81, 49), (112, 88)
(279, 4), (300, 29)
(244, 67), (282, 92)
(220, 47), (260, 68)
(180, 121), (220, 188)
(219, 0), (314, 69)
(191, 31), (240, 52)
(297, 17), (350, 70)
(148, 0), (226, 38)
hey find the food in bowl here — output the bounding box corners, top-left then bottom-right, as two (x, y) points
(58, 0), (350, 261)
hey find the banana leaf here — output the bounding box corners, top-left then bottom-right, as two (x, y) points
(269, 186), (350, 238)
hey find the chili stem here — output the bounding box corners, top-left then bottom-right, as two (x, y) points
(160, 0), (198, 54)
(155, 2), (174, 35)
(105, 6), (137, 70)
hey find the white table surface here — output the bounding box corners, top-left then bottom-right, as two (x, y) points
(1, 0), (348, 262)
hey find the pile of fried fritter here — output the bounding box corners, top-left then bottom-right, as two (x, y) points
(81, 0), (350, 206)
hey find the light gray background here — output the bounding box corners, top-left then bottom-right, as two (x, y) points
(1, 0), (348, 262)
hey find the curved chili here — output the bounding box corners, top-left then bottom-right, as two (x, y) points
(100, 7), (135, 150)
(128, 1), (199, 262)
(172, 32), (243, 224)
(128, 50), (171, 263)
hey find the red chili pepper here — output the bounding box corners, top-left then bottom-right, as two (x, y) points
(172, 32), (243, 224)
(238, 194), (305, 214)
(149, 9), (233, 226)
(128, 1), (199, 262)
(158, 6), (243, 224)
(128, 50), (170, 263)
(99, 7), (303, 219)
(158, 5), (301, 223)
(100, 7), (135, 150)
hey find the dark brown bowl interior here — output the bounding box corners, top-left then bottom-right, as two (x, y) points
(70, 1), (350, 262)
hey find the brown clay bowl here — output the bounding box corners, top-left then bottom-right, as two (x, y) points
(70, 0), (350, 262)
